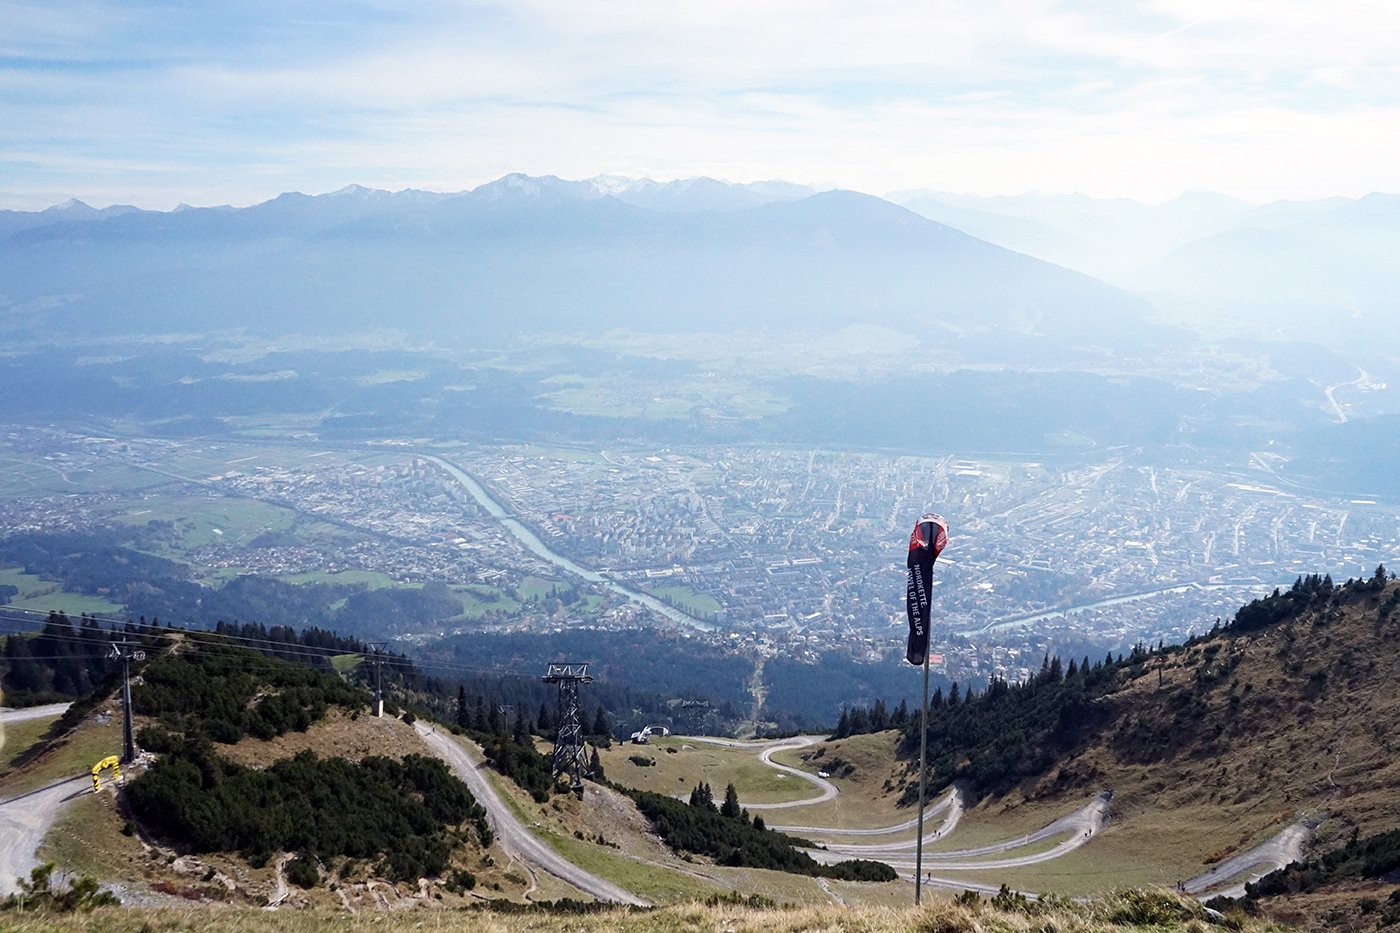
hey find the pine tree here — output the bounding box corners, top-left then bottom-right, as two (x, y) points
(893, 698), (909, 725)
(834, 708), (850, 738)
(871, 699), (889, 732)
(689, 781), (715, 809)
(537, 701), (553, 735)
(488, 701), (502, 735)
(455, 685), (469, 729)
(720, 782), (742, 818)
(589, 747), (604, 781)
(592, 706), (609, 737)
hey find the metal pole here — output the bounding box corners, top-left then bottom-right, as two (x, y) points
(120, 650), (136, 763)
(915, 649), (929, 905)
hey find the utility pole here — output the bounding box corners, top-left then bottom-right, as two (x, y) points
(915, 648), (929, 905)
(543, 663), (592, 794)
(368, 644), (386, 717)
(109, 640), (146, 764)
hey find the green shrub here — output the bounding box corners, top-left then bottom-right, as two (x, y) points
(624, 786), (895, 881)
(286, 853), (320, 889)
(128, 739), (488, 882)
(1, 863), (119, 913)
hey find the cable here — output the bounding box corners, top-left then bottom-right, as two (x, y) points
(1, 617), (543, 679)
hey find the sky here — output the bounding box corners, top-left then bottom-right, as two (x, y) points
(3, 0), (1399, 210)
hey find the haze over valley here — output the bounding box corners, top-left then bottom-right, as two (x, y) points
(5, 0), (1400, 923)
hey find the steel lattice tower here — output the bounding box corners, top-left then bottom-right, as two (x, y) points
(681, 698), (710, 735)
(543, 663), (592, 793)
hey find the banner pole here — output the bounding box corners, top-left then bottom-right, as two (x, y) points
(915, 647), (929, 905)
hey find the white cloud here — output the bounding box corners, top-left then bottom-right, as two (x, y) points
(2, 0), (1398, 207)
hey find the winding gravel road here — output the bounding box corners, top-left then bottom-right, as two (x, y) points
(685, 735), (840, 809)
(1, 703), (72, 725)
(1185, 822), (1310, 900)
(770, 786), (962, 836)
(809, 791), (1112, 876)
(0, 703), (79, 896)
(0, 777), (89, 896)
(415, 723), (650, 906)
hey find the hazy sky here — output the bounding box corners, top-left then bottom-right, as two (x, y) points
(3, 0), (1398, 209)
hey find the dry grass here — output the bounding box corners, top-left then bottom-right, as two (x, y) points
(0, 712), (63, 777)
(0, 708), (122, 797)
(598, 736), (825, 805)
(0, 889), (1296, 933)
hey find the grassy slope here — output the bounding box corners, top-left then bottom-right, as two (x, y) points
(598, 735), (827, 806)
(0, 891), (1289, 933)
(927, 579), (1400, 898)
(0, 711), (122, 798)
(1, 712), (64, 778)
(21, 709), (540, 909)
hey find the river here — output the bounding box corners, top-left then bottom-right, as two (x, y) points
(425, 456), (714, 631)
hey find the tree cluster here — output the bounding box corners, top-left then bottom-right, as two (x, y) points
(625, 781), (895, 882)
(898, 651), (1128, 802)
(1232, 566), (1391, 633)
(134, 632), (367, 744)
(1, 611), (126, 704)
(831, 698), (910, 738)
(127, 738), (487, 882)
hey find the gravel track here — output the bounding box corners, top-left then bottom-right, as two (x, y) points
(0, 776), (89, 896)
(415, 723), (650, 906)
(1185, 821), (1310, 900)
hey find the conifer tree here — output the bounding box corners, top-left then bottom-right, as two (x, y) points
(689, 781), (715, 809)
(720, 782), (742, 818)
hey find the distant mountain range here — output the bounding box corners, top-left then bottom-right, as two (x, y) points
(0, 175), (1169, 360)
(888, 188), (1400, 349)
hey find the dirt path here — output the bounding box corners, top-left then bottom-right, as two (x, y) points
(808, 791), (1112, 878)
(1185, 821), (1310, 900)
(686, 734), (840, 809)
(771, 786), (962, 837)
(0, 776), (88, 896)
(415, 723), (649, 906)
(0, 703), (72, 725)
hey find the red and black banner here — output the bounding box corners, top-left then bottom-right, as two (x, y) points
(905, 512), (948, 666)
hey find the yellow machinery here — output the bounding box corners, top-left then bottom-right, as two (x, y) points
(91, 755), (121, 792)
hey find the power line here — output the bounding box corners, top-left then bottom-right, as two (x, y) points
(0, 611), (544, 679)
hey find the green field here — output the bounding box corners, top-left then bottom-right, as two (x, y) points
(544, 831), (726, 904)
(538, 374), (791, 421)
(449, 584), (520, 618)
(282, 569), (401, 589)
(0, 568), (124, 616)
(644, 584), (721, 618)
(329, 654), (365, 675)
(601, 737), (825, 806)
(110, 494), (296, 549)
(1, 712), (64, 777)
(518, 575), (564, 600)
(0, 456), (169, 497)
